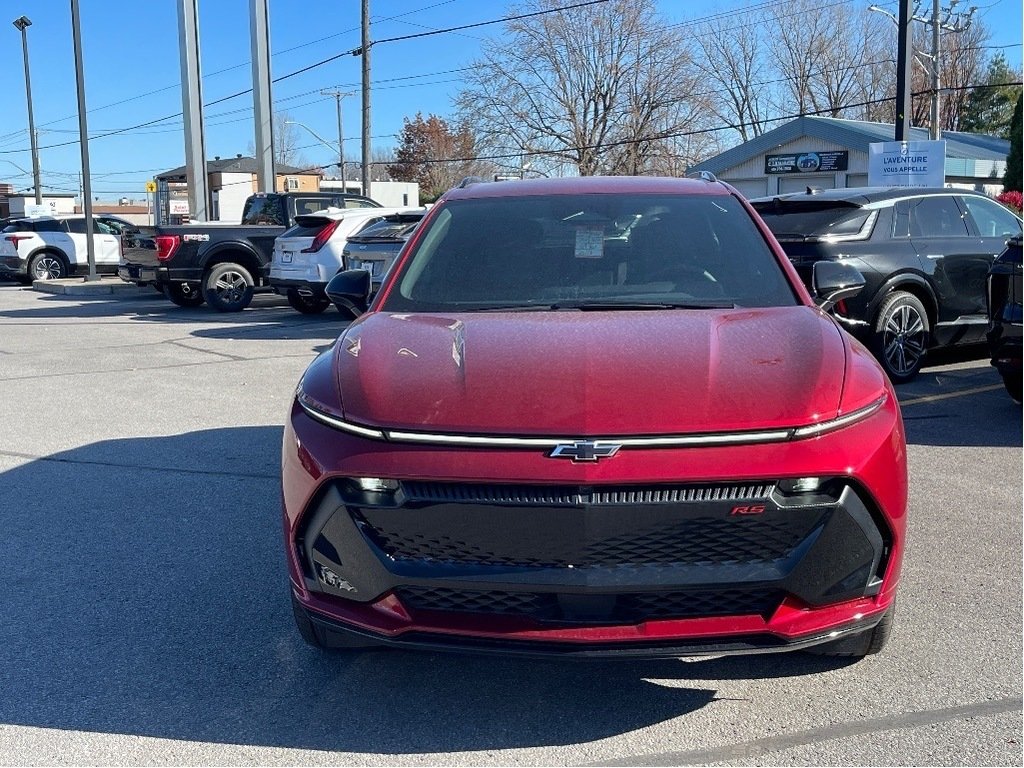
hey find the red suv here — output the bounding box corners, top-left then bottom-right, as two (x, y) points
(283, 176), (906, 659)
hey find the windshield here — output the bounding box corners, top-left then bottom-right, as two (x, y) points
(379, 193), (796, 312)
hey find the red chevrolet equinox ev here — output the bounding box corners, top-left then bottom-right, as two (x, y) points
(282, 175), (906, 659)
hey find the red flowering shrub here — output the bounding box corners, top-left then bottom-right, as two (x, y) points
(997, 190), (1023, 214)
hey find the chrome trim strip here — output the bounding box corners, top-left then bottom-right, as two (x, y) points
(298, 398), (386, 439)
(299, 395), (887, 448)
(792, 396), (887, 438)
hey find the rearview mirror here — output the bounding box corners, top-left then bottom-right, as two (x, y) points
(812, 261), (865, 313)
(325, 269), (371, 318)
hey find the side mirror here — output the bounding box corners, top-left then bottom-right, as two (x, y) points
(325, 269), (371, 317)
(812, 261), (865, 313)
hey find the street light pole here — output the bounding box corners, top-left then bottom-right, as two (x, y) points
(70, 0), (98, 281)
(13, 16), (42, 206)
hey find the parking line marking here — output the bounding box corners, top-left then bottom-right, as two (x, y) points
(900, 383), (1003, 407)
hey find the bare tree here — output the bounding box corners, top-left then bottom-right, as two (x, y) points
(456, 0), (705, 176)
(767, 0), (829, 115)
(272, 112), (308, 168)
(691, 9), (773, 141)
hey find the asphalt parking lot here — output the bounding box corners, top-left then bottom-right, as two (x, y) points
(0, 283), (1020, 766)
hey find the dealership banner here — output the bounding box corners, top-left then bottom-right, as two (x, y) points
(868, 141), (946, 187)
(765, 151), (848, 174)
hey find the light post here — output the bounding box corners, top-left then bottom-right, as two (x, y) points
(12, 15), (42, 205)
(285, 120), (344, 180)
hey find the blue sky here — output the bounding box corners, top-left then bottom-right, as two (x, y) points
(1, 0), (1020, 200)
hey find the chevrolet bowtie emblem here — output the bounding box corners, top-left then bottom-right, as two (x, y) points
(548, 441), (622, 462)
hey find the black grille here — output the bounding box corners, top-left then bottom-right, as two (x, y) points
(396, 586), (782, 622)
(401, 481), (775, 506)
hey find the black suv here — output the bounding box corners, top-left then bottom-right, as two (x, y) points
(987, 235), (1022, 402)
(751, 187), (1023, 382)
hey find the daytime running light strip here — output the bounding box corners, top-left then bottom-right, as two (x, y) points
(298, 395), (887, 448)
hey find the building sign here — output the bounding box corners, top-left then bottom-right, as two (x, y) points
(765, 151), (848, 174)
(168, 199), (190, 215)
(868, 141), (946, 187)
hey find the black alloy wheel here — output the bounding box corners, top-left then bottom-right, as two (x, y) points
(872, 291), (929, 383)
(204, 262), (255, 312)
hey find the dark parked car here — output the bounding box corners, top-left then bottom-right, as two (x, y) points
(751, 188), (1023, 382)
(987, 235), (1022, 402)
(285, 176), (906, 660)
(341, 211), (424, 293)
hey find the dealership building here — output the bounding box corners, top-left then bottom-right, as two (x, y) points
(689, 116), (1010, 198)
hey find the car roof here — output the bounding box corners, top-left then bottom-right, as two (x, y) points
(442, 175), (734, 201)
(748, 186), (986, 207)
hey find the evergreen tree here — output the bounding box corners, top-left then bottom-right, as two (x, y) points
(1004, 95), (1022, 194)
(961, 54), (1022, 138)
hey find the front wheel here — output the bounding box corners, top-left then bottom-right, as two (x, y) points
(872, 291), (929, 383)
(286, 289), (330, 314)
(204, 262), (254, 312)
(163, 281), (206, 307)
(29, 252), (68, 281)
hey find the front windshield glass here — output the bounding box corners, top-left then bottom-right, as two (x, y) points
(380, 193), (797, 312)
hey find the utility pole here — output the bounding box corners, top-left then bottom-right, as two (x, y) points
(909, 0), (977, 139)
(321, 88), (354, 188)
(894, 0), (913, 140)
(359, 0), (371, 198)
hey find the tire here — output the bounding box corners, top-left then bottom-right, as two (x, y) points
(286, 288), (330, 314)
(809, 602), (895, 658)
(1001, 371), (1023, 404)
(871, 291), (929, 383)
(28, 252), (68, 281)
(291, 593), (326, 649)
(162, 281), (206, 307)
(204, 262), (254, 312)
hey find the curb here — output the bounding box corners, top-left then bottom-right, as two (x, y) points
(31, 278), (154, 297)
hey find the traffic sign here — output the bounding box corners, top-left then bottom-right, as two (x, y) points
(145, 180), (157, 193)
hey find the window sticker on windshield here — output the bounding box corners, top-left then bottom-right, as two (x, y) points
(574, 226), (604, 258)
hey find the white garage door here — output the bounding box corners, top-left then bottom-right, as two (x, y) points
(725, 178), (769, 199)
(779, 175), (837, 194)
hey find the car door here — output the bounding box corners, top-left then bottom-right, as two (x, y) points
(906, 194), (984, 330)
(959, 194), (1023, 259)
(65, 217), (119, 264)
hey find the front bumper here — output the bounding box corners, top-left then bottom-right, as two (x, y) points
(283, 394), (907, 657)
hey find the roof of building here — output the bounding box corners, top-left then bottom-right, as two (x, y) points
(691, 116), (1011, 175)
(157, 156), (319, 180)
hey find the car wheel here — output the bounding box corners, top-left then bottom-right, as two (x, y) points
(204, 262), (254, 312)
(1001, 372), (1023, 404)
(872, 291), (929, 383)
(809, 602), (894, 658)
(163, 281), (206, 308)
(29, 252), (68, 281)
(286, 289), (330, 314)
(291, 592), (326, 649)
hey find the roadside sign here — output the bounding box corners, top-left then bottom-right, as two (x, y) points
(24, 204), (49, 217)
(145, 180), (157, 193)
(868, 141), (946, 187)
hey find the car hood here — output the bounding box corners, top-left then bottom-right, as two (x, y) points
(335, 308), (847, 436)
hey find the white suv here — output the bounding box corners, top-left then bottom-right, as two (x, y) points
(269, 206), (425, 313)
(0, 214), (135, 283)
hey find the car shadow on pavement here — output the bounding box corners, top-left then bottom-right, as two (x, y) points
(0, 427), (853, 755)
